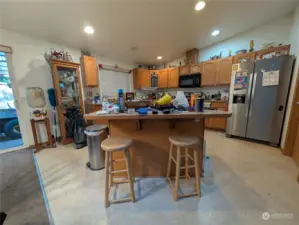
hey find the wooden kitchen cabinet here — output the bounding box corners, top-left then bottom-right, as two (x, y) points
(82, 55), (98, 87)
(190, 64), (202, 74)
(158, 69), (168, 88)
(233, 52), (255, 64)
(179, 65), (190, 76)
(205, 101), (228, 131)
(168, 67), (179, 88)
(133, 68), (150, 89)
(216, 57), (233, 85)
(202, 61), (217, 86)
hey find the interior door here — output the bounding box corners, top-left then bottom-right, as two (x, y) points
(202, 61), (216, 86)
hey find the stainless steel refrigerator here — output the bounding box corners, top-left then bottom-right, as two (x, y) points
(226, 55), (295, 146)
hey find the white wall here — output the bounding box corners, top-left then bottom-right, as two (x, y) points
(281, 6), (299, 148)
(199, 14), (293, 61)
(0, 28), (133, 147)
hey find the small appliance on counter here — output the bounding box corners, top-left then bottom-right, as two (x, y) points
(125, 92), (135, 101)
(179, 73), (201, 88)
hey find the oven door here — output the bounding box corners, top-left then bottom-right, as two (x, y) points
(179, 74), (201, 88)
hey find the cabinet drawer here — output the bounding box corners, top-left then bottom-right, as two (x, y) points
(211, 102), (228, 109)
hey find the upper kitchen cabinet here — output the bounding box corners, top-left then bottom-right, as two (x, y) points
(233, 52), (255, 64)
(190, 64), (202, 74)
(216, 57), (233, 85)
(133, 68), (150, 89)
(158, 69), (168, 88)
(202, 61), (217, 86)
(168, 67), (179, 88)
(82, 56), (98, 87)
(179, 65), (190, 76)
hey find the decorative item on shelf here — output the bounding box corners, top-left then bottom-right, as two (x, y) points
(261, 42), (275, 49)
(210, 55), (220, 60)
(249, 40), (254, 52)
(236, 49), (247, 55)
(44, 49), (73, 64)
(229, 50), (232, 56)
(98, 64), (131, 73)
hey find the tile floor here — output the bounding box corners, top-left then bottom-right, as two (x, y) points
(35, 130), (299, 225)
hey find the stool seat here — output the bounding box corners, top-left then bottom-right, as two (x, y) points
(169, 136), (199, 147)
(101, 138), (132, 152)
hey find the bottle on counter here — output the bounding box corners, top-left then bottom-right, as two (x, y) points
(118, 89), (125, 113)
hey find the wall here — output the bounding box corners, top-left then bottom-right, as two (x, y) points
(199, 14), (293, 61)
(0, 28), (133, 147)
(281, 5), (299, 148)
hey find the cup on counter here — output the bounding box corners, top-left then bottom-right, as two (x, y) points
(195, 98), (204, 112)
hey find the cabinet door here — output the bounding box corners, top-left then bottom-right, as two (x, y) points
(158, 69), (168, 88)
(133, 68), (150, 89)
(202, 61), (217, 86)
(179, 65), (190, 76)
(83, 56), (98, 87)
(205, 118), (210, 128)
(216, 57), (233, 85)
(210, 117), (227, 130)
(168, 67), (179, 88)
(139, 69), (150, 88)
(190, 64), (202, 74)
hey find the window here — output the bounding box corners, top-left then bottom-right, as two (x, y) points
(0, 52), (11, 88)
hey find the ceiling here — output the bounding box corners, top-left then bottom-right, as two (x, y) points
(0, 0), (298, 64)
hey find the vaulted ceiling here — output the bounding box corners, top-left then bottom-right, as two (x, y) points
(0, 0), (297, 64)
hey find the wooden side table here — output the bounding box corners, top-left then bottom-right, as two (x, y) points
(30, 118), (54, 152)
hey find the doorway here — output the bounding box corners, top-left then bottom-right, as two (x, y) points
(0, 51), (23, 150)
(284, 69), (299, 166)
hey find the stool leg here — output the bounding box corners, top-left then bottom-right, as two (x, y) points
(193, 148), (201, 197)
(109, 152), (114, 188)
(124, 149), (136, 203)
(166, 143), (173, 178)
(185, 148), (189, 179)
(104, 151), (110, 208)
(174, 146), (181, 201)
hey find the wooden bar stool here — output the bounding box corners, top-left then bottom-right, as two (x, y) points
(166, 136), (201, 201)
(101, 137), (136, 208)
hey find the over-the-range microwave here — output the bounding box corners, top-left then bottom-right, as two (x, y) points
(179, 73), (201, 88)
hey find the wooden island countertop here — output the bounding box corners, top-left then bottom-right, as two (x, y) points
(84, 110), (231, 120)
(84, 110), (231, 177)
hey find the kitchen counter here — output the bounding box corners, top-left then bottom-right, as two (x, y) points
(85, 110), (231, 177)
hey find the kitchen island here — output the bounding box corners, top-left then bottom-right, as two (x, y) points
(84, 110), (231, 177)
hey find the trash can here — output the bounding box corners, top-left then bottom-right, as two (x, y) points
(84, 124), (108, 170)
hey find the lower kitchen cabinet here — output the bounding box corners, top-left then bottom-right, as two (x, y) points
(205, 101), (228, 131)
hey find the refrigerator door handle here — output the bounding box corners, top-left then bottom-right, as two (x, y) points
(249, 73), (257, 117)
(245, 73), (253, 117)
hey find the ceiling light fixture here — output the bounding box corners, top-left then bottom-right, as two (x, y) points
(157, 56), (163, 60)
(84, 26), (94, 34)
(211, 29), (220, 36)
(195, 1), (206, 11)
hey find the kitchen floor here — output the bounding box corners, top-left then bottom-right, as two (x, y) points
(35, 130), (299, 225)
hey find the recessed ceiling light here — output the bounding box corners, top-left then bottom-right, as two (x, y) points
(195, 1), (206, 11)
(157, 56), (163, 60)
(211, 29), (220, 36)
(84, 26), (94, 34)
